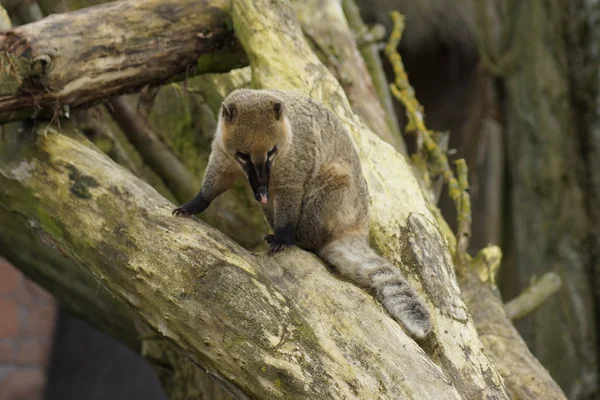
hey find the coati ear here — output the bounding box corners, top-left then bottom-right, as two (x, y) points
(273, 102), (284, 120)
(222, 103), (237, 123)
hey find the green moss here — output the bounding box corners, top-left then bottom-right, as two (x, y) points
(92, 135), (114, 154)
(35, 207), (66, 239)
(0, 53), (31, 96)
(195, 49), (249, 75)
(149, 86), (205, 175)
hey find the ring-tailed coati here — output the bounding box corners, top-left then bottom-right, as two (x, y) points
(173, 89), (431, 338)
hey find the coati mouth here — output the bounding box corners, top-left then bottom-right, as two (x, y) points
(254, 187), (269, 205)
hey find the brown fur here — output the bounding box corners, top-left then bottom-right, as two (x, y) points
(174, 89), (432, 338)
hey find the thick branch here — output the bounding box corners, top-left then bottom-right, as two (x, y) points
(291, 0), (406, 154)
(500, 0), (597, 395)
(0, 0), (247, 122)
(341, 0), (403, 147)
(0, 124), (460, 399)
(461, 248), (567, 400)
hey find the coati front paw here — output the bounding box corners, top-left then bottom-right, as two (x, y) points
(172, 205), (193, 216)
(172, 197), (210, 216)
(264, 234), (292, 254)
(172, 203), (203, 216)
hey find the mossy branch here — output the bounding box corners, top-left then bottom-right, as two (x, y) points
(291, 0), (406, 154)
(383, 13), (565, 398)
(0, 0), (248, 123)
(0, 122), (458, 400)
(384, 11), (472, 270)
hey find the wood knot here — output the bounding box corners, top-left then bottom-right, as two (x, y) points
(31, 54), (51, 76)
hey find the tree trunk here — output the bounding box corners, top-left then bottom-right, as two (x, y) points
(498, 1), (598, 397)
(568, 1), (600, 398)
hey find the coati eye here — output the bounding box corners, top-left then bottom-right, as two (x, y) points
(267, 146), (278, 160)
(236, 151), (250, 163)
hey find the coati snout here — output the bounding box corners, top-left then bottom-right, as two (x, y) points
(244, 159), (271, 205)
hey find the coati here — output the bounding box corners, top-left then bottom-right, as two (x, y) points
(173, 89), (432, 338)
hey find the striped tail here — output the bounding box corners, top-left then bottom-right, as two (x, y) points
(318, 234), (432, 338)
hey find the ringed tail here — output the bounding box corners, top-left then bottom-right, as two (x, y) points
(318, 235), (432, 338)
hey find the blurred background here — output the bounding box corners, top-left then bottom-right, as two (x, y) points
(0, 0), (598, 399)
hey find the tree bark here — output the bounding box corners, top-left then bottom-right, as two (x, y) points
(568, 1), (600, 398)
(0, 0), (247, 122)
(0, 123), (462, 399)
(291, 0), (406, 154)
(500, 0), (598, 397)
(459, 248), (566, 400)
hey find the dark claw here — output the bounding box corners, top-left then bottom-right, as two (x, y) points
(172, 197), (210, 217)
(172, 206), (189, 216)
(268, 242), (291, 254)
(264, 234), (291, 253)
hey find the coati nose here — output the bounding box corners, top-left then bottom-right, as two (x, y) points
(254, 188), (269, 204)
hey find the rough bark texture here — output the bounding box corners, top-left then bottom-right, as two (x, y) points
(459, 248), (566, 400)
(0, 124), (462, 399)
(291, 0), (406, 154)
(0, 0), (247, 121)
(502, 1), (597, 397)
(568, 3), (600, 398)
(1, 0), (509, 397)
(340, 0), (403, 153)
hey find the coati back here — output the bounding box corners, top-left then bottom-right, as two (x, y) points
(173, 89), (432, 338)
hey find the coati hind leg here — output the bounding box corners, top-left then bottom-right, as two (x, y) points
(294, 161), (366, 251)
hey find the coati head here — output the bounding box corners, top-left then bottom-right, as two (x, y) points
(217, 89), (292, 205)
